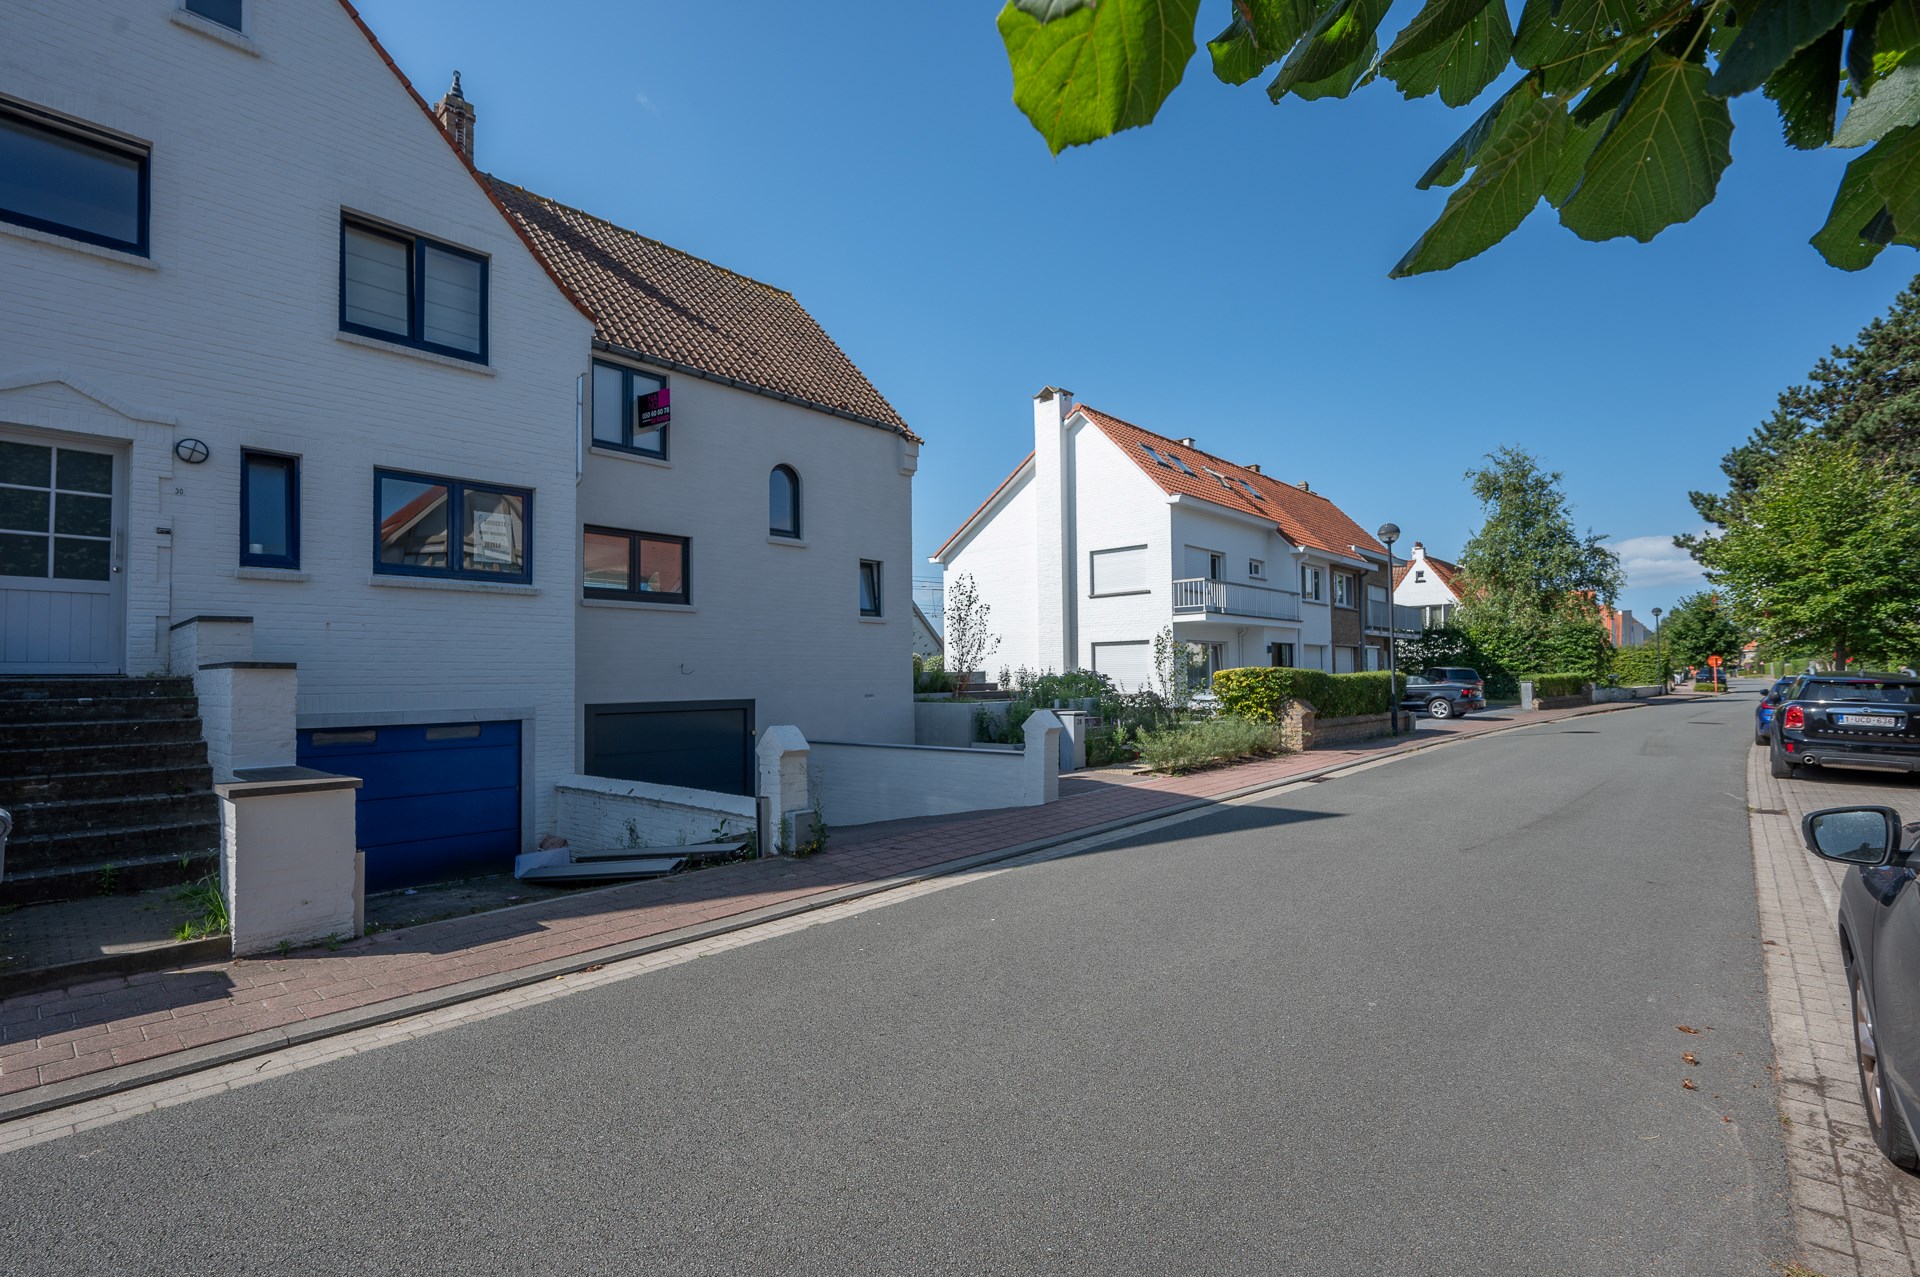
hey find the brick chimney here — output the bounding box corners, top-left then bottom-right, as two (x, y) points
(434, 71), (476, 163)
(1246, 463), (1261, 474)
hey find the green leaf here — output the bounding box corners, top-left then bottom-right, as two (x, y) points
(1711, 0), (1851, 97)
(1764, 26), (1843, 148)
(1547, 109), (1607, 205)
(1291, 34), (1379, 98)
(1880, 0), (1920, 56)
(1382, 0), (1514, 106)
(1382, 0), (1496, 60)
(999, 0), (1205, 153)
(1560, 52), (1734, 241)
(1416, 82), (1526, 188)
(1867, 119), (1920, 241)
(1267, 0), (1392, 100)
(1849, 2), (1884, 93)
(1812, 136), (1897, 267)
(1393, 87), (1570, 275)
(1014, 0), (1094, 19)
(1208, 0), (1330, 85)
(1209, 19), (1268, 84)
(1513, 0), (1642, 95)
(1836, 61), (1920, 143)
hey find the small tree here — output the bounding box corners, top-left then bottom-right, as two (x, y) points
(1660, 591), (1747, 671)
(940, 573), (1001, 698)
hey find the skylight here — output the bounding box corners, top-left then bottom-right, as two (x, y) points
(1201, 466), (1236, 492)
(1139, 443), (1174, 469)
(1238, 479), (1265, 501)
(1167, 453), (1196, 477)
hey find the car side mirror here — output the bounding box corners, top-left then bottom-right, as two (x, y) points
(1802, 806), (1903, 866)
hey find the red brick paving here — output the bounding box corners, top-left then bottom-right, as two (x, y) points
(0, 700), (1645, 1104)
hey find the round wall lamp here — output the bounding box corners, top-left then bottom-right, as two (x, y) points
(174, 438), (210, 464)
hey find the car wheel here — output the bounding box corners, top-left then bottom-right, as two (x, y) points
(1849, 961), (1920, 1169)
(1755, 728), (1770, 747)
(1768, 738), (1799, 779)
(1427, 698), (1453, 719)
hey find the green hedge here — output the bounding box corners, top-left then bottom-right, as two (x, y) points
(1607, 645), (1670, 687)
(1212, 667), (1398, 721)
(1520, 672), (1589, 697)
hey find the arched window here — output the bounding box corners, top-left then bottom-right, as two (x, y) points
(769, 465), (800, 539)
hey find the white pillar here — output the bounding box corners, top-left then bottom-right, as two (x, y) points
(756, 725), (813, 854)
(1021, 709), (1063, 805)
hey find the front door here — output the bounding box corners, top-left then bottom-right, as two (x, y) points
(0, 432), (123, 674)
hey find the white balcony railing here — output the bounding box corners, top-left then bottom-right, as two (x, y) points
(1365, 599), (1426, 632)
(1171, 578), (1303, 622)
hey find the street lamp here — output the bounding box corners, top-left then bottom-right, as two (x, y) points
(1651, 607), (1664, 692)
(1378, 522), (1401, 736)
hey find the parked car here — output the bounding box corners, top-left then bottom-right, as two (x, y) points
(1769, 673), (1920, 780)
(1401, 675), (1486, 720)
(1801, 804), (1920, 1168)
(1423, 667), (1484, 695)
(1754, 676), (1795, 746)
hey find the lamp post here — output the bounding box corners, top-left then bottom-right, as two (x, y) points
(1378, 523), (1401, 736)
(1652, 607), (1664, 692)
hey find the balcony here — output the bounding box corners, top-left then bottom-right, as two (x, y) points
(1365, 599), (1426, 633)
(1171, 578), (1302, 622)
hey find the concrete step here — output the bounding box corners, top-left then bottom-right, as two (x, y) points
(0, 762), (214, 806)
(0, 717), (205, 751)
(0, 848), (219, 907)
(5, 816), (221, 876)
(0, 676), (193, 702)
(0, 738), (209, 778)
(0, 695), (198, 726)
(7, 791), (219, 844)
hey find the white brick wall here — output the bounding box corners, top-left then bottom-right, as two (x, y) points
(0, 1), (596, 846)
(552, 774), (756, 854)
(575, 371), (917, 749)
(940, 463), (1040, 675)
(809, 710), (1060, 827)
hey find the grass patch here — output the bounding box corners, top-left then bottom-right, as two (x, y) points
(1137, 717), (1288, 775)
(171, 872), (230, 942)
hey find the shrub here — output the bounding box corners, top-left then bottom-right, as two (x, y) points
(1607, 645), (1670, 687)
(1520, 672), (1589, 698)
(914, 654), (956, 694)
(1211, 667), (1398, 721)
(1136, 717), (1287, 774)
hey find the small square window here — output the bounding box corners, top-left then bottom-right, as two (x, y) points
(859, 560), (882, 617)
(591, 360), (670, 458)
(1302, 566), (1324, 602)
(374, 468), (529, 583)
(240, 450), (298, 568)
(183, 0), (244, 31)
(1249, 559), (1264, 580)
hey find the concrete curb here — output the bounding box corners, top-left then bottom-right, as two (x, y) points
(0, 695), (1653, 1125)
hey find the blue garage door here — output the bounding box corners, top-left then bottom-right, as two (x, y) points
(297, 720), (521, 892)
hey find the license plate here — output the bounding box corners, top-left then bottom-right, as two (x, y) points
(1839, 714), (1902, 728)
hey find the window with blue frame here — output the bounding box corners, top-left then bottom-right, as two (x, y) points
(590, 360), (670, 458)
(374, 468), (530, 583)
(769, 465), (799, 538)
(340, 217), (488, 362)
(240, 450), (298, 568)
(0, 102), (149, 255)
(183, 0), (244, 31)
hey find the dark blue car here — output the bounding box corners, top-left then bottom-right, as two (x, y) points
(1803, 806), (1920, 1168)
(1754, 676), (1794, 746)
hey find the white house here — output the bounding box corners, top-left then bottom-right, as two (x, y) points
(1393, 542), (1465, 629)
(933, 389), (1416, 690)
(0, 0), (594, 891)
(486, 173), (920, 795)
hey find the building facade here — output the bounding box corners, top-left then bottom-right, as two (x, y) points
(934, 390), (1417, 691)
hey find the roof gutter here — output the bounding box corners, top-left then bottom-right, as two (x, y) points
(592, 339), (920, 444)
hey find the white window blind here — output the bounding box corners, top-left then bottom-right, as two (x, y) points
(422, 243), (483, 354)
(1090, 545), (1149, 595)
(1092, 641), (1154, 692)
(342, 226), (409, 336)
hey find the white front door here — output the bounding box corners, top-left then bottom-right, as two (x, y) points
(0, 432), (123, 674)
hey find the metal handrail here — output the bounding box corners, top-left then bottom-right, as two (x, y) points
(1171, 578), (1303, 622)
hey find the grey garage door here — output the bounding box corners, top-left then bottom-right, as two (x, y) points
(584, 700), (754, 797)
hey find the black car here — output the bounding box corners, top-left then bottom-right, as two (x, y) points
(1803, 805), (1920, 1167)
(1400, 675), (1486, 719)
(1769, 673), (1920, 780)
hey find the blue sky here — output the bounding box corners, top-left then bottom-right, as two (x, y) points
(358, 1), (1915, 622)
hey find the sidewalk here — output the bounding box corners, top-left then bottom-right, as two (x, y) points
(0, 696), (1657, 1122)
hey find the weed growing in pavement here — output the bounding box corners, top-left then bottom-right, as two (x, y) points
(171, 872), (230, 942)
(324, 933), (341, 952)
(95, 863), (121, 896)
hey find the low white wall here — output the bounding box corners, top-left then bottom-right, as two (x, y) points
(554, 774), (757, 852)
(220, 771), (361, 956)
(914, 700), (1007, 748)
(1592, 684), (1662, 703)
(811, 710), (1061, 827)
(194, 662), (298, 782)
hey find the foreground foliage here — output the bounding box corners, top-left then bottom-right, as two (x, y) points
(1137, 716), (1289, 773)
(996, 0), (1920, 273)
(1211, 667), (1399, 720)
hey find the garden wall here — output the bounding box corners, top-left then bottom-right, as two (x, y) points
(553, 774), (757, 853)
(811, 711), (1061, 827)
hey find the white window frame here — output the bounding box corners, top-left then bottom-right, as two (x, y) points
(1302, 565), (1324, 602)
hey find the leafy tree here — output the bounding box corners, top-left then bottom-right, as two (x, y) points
(1450, 446), (1622, 684)
(941, 573), (1002, 697)
(994, 0), (1920, 275)
(1658, 590), (1746, 669)
(1688, 274), (1920, 531)
(1691, 439), (1920, 666)
(1152, 625), (1207, 707)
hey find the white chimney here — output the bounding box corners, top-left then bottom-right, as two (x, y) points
(1033, 387), (1076, 670)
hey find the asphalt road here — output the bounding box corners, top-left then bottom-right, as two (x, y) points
(0, 695), (1792, 1275)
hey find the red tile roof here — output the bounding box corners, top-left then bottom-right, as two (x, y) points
(485, 179), (917, 441)
(1395, 552), (1462, 593)
(1074, 406), (1385, 562)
